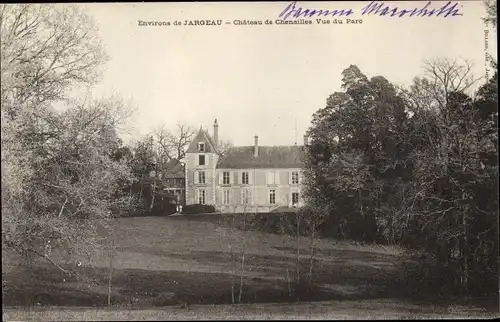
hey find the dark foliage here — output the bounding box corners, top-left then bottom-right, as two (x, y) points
(181, 204), (216, 214)
(303, 64), (498, 295)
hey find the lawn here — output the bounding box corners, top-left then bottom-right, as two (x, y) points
(2, 215), (498, 320)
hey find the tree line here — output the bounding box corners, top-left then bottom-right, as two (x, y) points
(302, 58), (498, 294)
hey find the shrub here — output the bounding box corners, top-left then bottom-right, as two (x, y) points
(181, 204), (216, 214)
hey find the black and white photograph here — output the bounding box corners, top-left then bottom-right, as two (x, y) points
(1, 1), (498, 320)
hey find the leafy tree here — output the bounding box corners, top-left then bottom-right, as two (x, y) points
(483, 0), (497, 29)
(304, 60), (498, 295)
(2, 96), (135, 267)
(1, 4), (133, 275)
(305, 65), (413, 243)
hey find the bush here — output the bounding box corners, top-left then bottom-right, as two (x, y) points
(181, 204), (216, 214)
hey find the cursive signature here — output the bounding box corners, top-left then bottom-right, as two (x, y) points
(361, 1), (463, 17)
(278, 1), (463, 20)
(279, 1), (354, 20)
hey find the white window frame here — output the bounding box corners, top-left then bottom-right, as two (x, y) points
(223, 189), (230, 205)
(197, 189), (206, 204)
(241, 171), (249, 185)
(291, 171), (299, 185)
(292, 192), (299, 206)
(269, 189), (276, 204)
(198, 142), (205, 152)
(198, 171), (206, 184)
(241, 189), (252, 205)
(222, 171), (230, 185)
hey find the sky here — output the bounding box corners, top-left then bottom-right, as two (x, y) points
(80, 1), (497, 147)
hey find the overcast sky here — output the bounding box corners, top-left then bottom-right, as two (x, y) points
(81, 1), (497, 147)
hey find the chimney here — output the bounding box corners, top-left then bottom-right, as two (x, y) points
(254, 135), (259, 157)
(213, 119), (218, 148)
(303, 134), (309, 146)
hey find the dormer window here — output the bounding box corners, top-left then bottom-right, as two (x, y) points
(198, 142), (205, 152)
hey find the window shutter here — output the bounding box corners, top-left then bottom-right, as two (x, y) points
(194, 171), (199, 184)
(195, 189), (199, 203)
(274, 171), (279, 185)
(249, 172), (253, 185)
(218, 172), (222, 185)
(289, 171), (292, 185)
(249, 190), (253, 204)
(233, 172), (238, 185)
(266, 172), (271, 184)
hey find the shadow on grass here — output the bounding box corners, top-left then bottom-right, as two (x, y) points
(2, 264), (397, 308)
(3, 255), (498, 312)
(2, 245), (405, 309)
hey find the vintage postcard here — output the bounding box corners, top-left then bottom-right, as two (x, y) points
(1, 1), (498, 320)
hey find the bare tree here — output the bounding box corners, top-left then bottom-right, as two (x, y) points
(278, 213), (293, 298)
(215, 139), (233, 158)
(237, 204), (256, 303)
(0, 4), (108, 109)
(238, 208), (247, 303)
(148, 123), (196, 167)
(405, 58), (482, 114)
(303, 204), (328, 283)
(403, 58), (494, 293)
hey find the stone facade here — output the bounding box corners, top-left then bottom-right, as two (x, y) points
(185, 120), (305, 213)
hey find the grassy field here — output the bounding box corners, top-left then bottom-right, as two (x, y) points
(3, 215), (498, 320)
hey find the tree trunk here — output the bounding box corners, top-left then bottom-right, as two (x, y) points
(230, 247), (235, 304)
(108, 254), (114, 307)
(139, 181), (144, 200)
(230, 214), (235, 304)
(308, 224), (316, 282)
(280, 216), (292, 297)
(150, 180), (156, 211)
(359, 190), (366, 241)
(460, 205), (469, 293)
(238, 213), (246, 303)
(284, 247), (292, 297)
(296, 213), (301, 298)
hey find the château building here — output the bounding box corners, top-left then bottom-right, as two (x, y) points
(185, 119), (306, 213)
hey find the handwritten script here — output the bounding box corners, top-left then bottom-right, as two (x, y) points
(279, 1), (463, 20)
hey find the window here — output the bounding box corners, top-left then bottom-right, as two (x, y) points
(198, 155), (205, 166)
(242, 189), (252, 205)
(223, 171), (230, 185)
(267, 171), (277, 184)
(197, 189), (206, 204)
(198, 142), (205, 152)
(291, 171), (299, 184)
(198, 171), (206, 184)
(241, 172), (249, 185)
(292, 192), (299, 206)
(269, 189), (276, 204)
(223, 189), (230, 204)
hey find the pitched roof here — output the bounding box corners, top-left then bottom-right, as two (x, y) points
(164, 159), (185, 178)
(186, 129), (217, 153)
(217, 145), (304, 169)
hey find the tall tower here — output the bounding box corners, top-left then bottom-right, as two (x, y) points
(185, 124), (218, 205)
